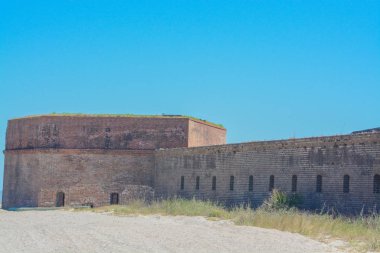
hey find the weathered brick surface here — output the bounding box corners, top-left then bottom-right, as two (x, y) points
(6, 116), (226, 150)
(2, 149), (154, 208)
(4, 114), (380, 213)
(121, 185), (154, 203)
(2, 115), (226, 209)
(155, 133), (380, 213)
(188, 120), (226, 147)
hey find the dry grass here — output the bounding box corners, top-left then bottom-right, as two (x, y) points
(231, 207), (380, 252)
(75, 198), (380, 252)
(79, 198), (230, 218)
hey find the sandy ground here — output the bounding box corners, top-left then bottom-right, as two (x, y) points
(0, 210), (344, 253)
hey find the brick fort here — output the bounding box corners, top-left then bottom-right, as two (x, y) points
(2, 114), (380, 213)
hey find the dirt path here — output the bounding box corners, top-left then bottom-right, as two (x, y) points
(0, 210), (343, 253)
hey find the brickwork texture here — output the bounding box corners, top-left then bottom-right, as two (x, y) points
(2, 114), (380, 213)
(155, 133), (380, 213)
(2, 115), (225, 209)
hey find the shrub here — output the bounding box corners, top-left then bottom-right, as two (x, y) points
(262, 189), (303, 210)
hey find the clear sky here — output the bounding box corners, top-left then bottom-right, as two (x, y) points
(1, 1), (379, 188)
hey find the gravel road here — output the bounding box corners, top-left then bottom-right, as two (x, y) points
(0, 210), (343, 253)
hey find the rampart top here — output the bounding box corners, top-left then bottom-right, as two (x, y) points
(6, 114), (226, 150)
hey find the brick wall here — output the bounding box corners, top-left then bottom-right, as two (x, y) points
(6, 116), (226, 150)
(6, 116), (190, 150)
(155, 133), (380, 213)
(2, 149), (154, 208)
(2, 115), (226, 209)
(4, 114), (380, 213)
(188, 120), (226, 147)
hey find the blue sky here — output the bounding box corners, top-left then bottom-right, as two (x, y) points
(0, 0), (379, 188)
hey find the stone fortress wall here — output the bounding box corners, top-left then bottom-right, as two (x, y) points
(2, 114), (380, 213)
(5, 115), (226, 150)
(2, 115), (226, 209)
(155, 133), (380, 213)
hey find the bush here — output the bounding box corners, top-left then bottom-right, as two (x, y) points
(262, 189), (303, 210)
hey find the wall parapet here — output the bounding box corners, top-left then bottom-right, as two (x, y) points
(5, 115), (226, 151)
(155, 132), (380, 157)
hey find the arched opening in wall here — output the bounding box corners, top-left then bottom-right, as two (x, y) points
(316, 175), (322, 193)
(110, 193), (119, 205)
(269, 175), (274, 192)
(212, 176), (216, 191)
(292, 175), (297, 192)
(180, 176), (185, 190)
(56, 192), (65, 207)
(343, 175), (350, 193)
(230, 176), (234, 191)
(374, 174), (380, 194)
(196, 176), (200, 190)
(248, 175), (253, 192)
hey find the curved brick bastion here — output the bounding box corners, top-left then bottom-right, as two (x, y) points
(2, 115), (226, 209)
